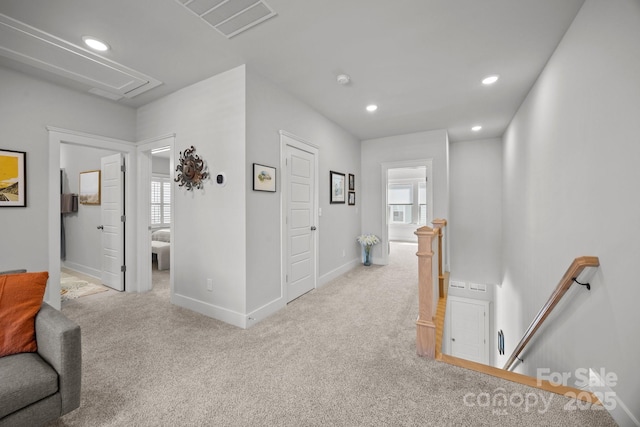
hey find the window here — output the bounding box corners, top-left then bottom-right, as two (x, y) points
(418, 182), (427, 225)
(388, 184), (413, 224)
(151, 176), (171, 227)
(388, 180), (429, 225)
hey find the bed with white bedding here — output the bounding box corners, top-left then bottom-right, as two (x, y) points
(151, 228), (170, 243)
(151, 228), (170, 270)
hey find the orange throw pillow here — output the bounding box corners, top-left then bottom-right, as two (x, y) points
(0, 272), (49, 357)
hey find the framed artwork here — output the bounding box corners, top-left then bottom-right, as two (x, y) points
(330, 171), (345, 204)
(348, 191), (356, 205)
(348, 173), (355, 191)
(0, 149), (26, 207)
(79, 170), (101, 205)
(253, 163), (276, 192)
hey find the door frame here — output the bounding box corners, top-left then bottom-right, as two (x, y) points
(136, 134), (175, 296)
(380, 159), (433, 265)
(279, 130), (319, 303)
(47, 127), (137, 309)
(445, 295), (490, 364)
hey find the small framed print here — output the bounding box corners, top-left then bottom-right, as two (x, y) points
(0, 149), (26, 207)
(330, 171), (345, 204)
(253, 163), (276, 192)
(348, 173), (355, 191)
(79, 170), (101, 205)
(348, 191), (355, 206)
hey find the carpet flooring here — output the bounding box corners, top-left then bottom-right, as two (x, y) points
(47, 245), (615, 426)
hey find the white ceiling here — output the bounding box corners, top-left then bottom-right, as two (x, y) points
(0, 0), (585, 142)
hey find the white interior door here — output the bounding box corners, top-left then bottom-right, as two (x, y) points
(101, 153), (124, 291)
(285, 144), (316, 302)
(448, 296), (489, 364)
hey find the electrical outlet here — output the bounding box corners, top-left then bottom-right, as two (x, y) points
(206, 278), (213, 292)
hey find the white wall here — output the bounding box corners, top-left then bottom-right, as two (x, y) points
(0, 66), (136, 276)
(498, 0), (640, 423)
(60, 144), (118, 277)
(449, 138), (502, 284)
(361, 130), (449, 264)
(137, 66), (247, 324)
(245, 68), (361, 315)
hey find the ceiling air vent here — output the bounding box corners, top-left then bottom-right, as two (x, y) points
(178, 0), (277, 38)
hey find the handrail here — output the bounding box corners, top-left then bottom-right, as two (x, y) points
(503, 256), (600, 371)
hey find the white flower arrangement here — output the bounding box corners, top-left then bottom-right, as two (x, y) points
(356, 234), (380, 247)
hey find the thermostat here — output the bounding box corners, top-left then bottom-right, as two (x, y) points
(216, 173), (226, 186)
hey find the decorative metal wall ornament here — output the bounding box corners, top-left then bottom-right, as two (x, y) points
(175, 145), (209, 190)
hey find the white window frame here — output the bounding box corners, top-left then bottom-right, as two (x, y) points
(151, 174), (171, 228)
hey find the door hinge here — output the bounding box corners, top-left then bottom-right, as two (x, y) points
(121, 265), (126, 273)
(121, 164), (126, 173)
(121, 215), (126, 222)
(286, 158), (288, 166)
(286, 274), (288, 282)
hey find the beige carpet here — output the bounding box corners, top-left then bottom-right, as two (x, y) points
(47, 244), (614, 426)
(60, 271), (109, 301)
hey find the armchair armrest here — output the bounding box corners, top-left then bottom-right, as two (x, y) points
(35, 303), (81, 415)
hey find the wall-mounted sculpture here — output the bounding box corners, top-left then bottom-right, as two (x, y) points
(175, 145), (209, 191)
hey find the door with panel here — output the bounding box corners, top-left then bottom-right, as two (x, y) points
(100, 153), (125, 291)
(285, 144), (317, 302)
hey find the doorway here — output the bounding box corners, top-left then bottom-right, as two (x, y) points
(280, 131), (319, 303)
(48, 127), (137, 310)
(136, 135), (174, 296)
(380, 159), (433, 265)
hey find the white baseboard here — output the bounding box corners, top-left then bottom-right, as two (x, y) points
(172, 293), (286, 329)
(62, 261), (101, 280)
(246, 296), (286, 328)
(319, 258), (360, 287)
(588, 369), (640, 427)
(172, 293), (247, 329)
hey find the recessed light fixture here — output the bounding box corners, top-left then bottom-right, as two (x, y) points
(472, 125), (482, 132)
(482, 75), (499, 85)
(366, 104), (378, 113)
(82, 36), (110, 52)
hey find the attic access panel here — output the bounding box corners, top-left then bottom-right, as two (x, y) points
(0, 14), (162, 100)
(178, 0), (277, 38)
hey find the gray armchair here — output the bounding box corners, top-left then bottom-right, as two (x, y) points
(0, 272), (81, 426)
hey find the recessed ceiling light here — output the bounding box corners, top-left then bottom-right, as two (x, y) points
(482, 75), (499, 85)
(366, 104), (378, 112)
(82, 36), (110, 52)
(472, 125), (482, 132)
